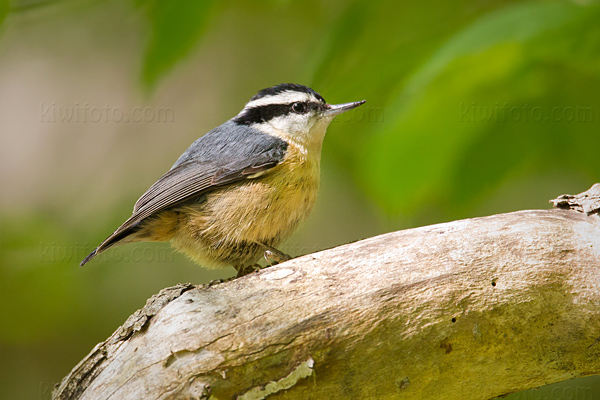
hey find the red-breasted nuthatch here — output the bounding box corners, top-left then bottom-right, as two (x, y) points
(81, 83), (365, 275)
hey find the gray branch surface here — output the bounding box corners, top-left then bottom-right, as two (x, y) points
(54, 191), (600, 400)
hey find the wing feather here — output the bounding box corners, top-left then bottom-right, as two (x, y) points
(80, 122), (290, 266)
(95, 151), (284, 253)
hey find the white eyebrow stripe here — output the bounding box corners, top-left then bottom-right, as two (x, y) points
(244, 92), (319, 109)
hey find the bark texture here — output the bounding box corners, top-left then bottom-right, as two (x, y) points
(54, 193), (600, 400)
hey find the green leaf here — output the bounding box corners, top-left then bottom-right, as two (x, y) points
(140, 0), (217, 90)
(394, 1), (582, 104)
(355, 1), (600, 216)
(308, 0), (528, 180)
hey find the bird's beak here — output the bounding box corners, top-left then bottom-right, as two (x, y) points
(323, 100), (366, 117)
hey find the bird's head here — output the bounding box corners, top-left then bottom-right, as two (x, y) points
(234, 83), (365, 152)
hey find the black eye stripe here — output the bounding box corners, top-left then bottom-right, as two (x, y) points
(234, 102), (323, 125)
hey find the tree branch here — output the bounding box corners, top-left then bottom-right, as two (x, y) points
(54, 186), (600, 400)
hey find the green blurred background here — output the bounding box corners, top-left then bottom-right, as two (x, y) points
(1, 0), (599, 398)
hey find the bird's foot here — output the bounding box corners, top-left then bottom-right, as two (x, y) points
(249, 240), (293, 266)
(235, 263), (262, 278)
(234, 243), (292, 278)
(263, 247), (292, 266)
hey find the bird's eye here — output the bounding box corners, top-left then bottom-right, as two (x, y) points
(291, 102), (307, 114)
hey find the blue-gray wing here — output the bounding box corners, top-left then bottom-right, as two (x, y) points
(81, 124), (288, 265)
(132, 149), (285, 220)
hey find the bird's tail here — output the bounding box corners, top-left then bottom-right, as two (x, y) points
(80, 222), (142, 267)
(80, 248), (98, 267)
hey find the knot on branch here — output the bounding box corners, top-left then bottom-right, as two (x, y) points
(550, 183), (600, 216)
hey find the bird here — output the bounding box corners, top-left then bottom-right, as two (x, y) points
(81, 83), (365, 275)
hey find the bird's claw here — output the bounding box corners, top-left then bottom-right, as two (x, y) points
(235, 263), (262, 278)
(263, 248), (292, 266)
